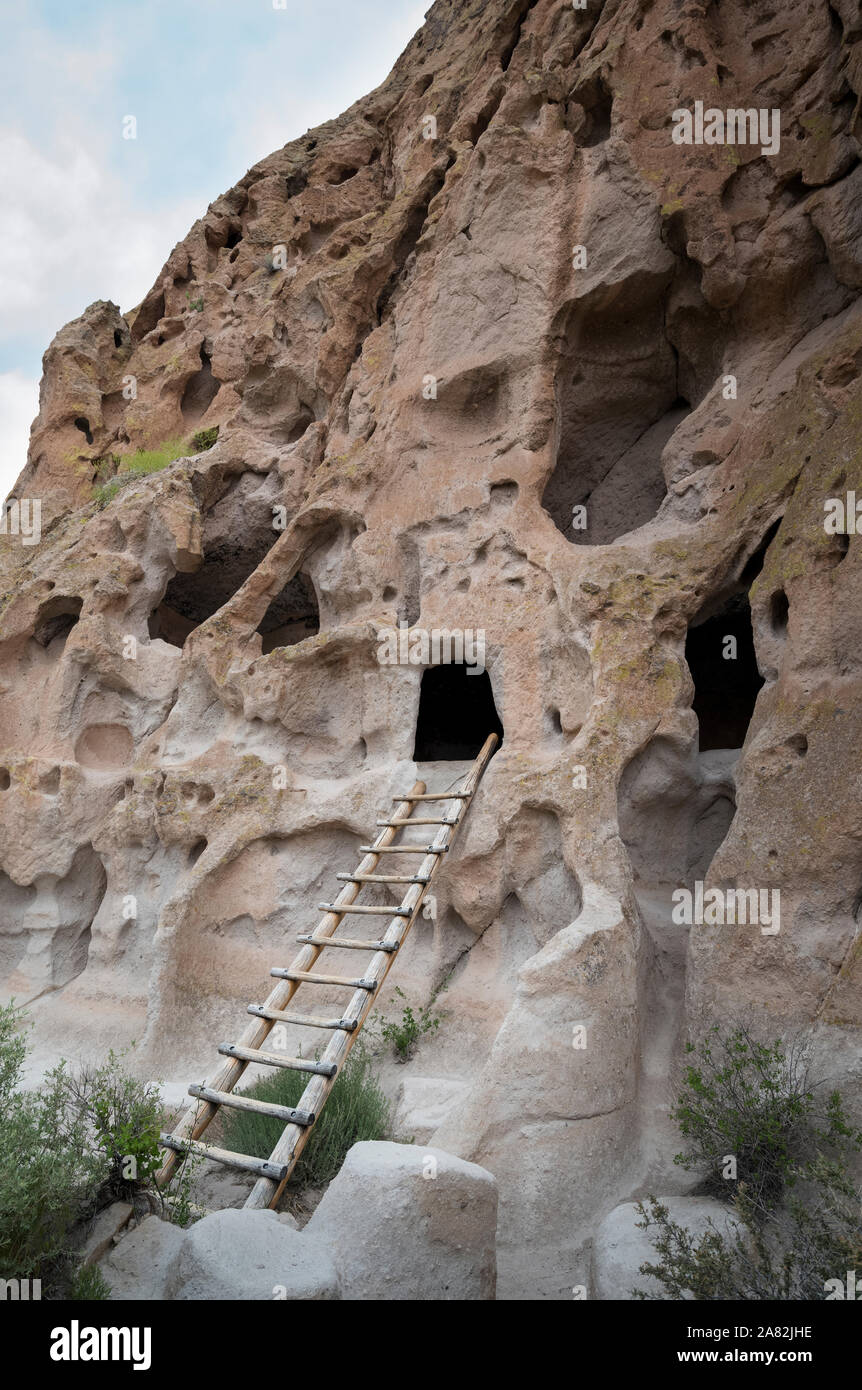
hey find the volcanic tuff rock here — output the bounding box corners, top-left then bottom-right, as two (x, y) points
(2, 0), (862, 1296)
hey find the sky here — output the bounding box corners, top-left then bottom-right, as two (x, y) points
(0, 0), (428, 501)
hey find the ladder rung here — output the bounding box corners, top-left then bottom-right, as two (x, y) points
(377, 817), (457, 826)
(297, 933), (398, 953)
(188, 1083), (314, 1126)
(247, 1004), (357, 1031)
(159, 1133), (290, 1182)
(393, 793), (470, 801)
(217, 1042), (338, 1077)
(318, 902), (411, 916)
(270, 968), (378, 989)
(359, 844), (448, 853)
(336, 873), (429, 884)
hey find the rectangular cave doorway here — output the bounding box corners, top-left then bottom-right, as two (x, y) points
(685, 595), (765, 752)
(412, 664), (504, 761)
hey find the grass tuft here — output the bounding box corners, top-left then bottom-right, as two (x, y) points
(220, 1043), (390, 1188)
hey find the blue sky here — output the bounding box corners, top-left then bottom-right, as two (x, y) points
(0, 0), (427, 498)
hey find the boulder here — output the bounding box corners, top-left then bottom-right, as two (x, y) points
(165, 1209), (339, 1301)
(592, 1197), (744, 1300)
(307, 1141), (497, 1300)
(100, 1216), (186, 1301)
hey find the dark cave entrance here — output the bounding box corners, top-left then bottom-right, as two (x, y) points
(148, 475), (285, 649)
(33, 596), (83, 649)
(413, 665), (504, 761)
(256, 572), (320, 654)
(686, 595), (764, 752)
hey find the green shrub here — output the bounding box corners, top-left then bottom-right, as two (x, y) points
(635, 1024), (862, 1299)
(0, 1004), (108, 1292)
(58, 1046), (163, 1200)
(379, 986), (441, 1061)
(671, 1024), (859, 1209)
(191, 426), (219, 453)
(0, 1002), (164, 1295)
(220, 1043), (390, 1187)
(636, 1156), (862, 1300)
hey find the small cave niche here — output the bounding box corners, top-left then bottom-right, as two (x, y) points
(38, 766), (61, 795)
(542, 283), (686, 544)
(74, 723), (134, 770)
(286, 408), (314, 444)
(181, 347), (221, 424)
(328, 166), (359, 185)
(151, 475), (284, 647)
(545, 706), (564, 739)
(33, 596), (83, 649)
(257, 572), (320, 654)
(74, 416), (94, 446)
(686, 594), (765, 752)
(188, 838), (207, 866)
(0, 768), (10, 790)
(285, 170), (308, 198)
(413, 665), (504, 761)
(769, 588), (789, 635)
(131, 289), (165, 345)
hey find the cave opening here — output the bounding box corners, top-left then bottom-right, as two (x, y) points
(686, 594), (764, 752)
(149, 480), (284, 648)
(181, 347), (221, 424)
(33, 596), (83, 649)
(413, 664), (504, 761)
(542, 283), (688, 545)
(256, 572), (320, 654)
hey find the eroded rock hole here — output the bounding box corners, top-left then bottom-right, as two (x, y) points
(33, 596), (83, 649)
(131, 289), (165, 344)
(286, 409), (314, 443)
(74, 416), (94, 445)
(686, 595), (764, 751)
(413, 665), (503, 760)
(152, 474), (285, 646)
(257, 572), (320, 654)
(74, 724), (134, 770)
(739, 517), (782, 585)
(543, 284), (686, 543)
(181, 348), (221, 424)
(769, 589), (789, 634)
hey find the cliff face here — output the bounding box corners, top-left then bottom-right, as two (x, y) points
(2, 0), (862, 1294)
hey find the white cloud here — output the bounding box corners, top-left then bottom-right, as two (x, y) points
(0, 130), (200, 359)
(0, 371), (39, 502)
(0, 0), (429, 512)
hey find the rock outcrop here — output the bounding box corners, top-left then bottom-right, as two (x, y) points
(100, 1141), (497, 1301)
(2, 0), (861, 1296)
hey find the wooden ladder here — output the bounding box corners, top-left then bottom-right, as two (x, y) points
(156, 732), (498, 1211)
